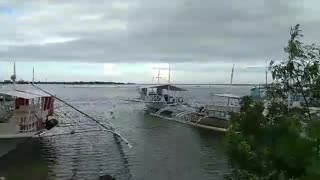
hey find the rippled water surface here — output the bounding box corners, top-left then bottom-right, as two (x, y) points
(0, 85), (251, 180)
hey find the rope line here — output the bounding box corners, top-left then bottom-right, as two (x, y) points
(30, 83), (132, 148)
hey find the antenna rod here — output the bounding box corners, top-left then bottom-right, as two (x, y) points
(153, 66), (170, 84)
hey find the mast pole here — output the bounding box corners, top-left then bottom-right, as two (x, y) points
(265, 60), (268, 87)
(32, 67), (35, 84)
(13, 61), (16, 90)
(157, 69), (160, 85)
(168, 64), (171, 84)
(226, 64), (235, 107)
(230, 64), (235, 85)
(12, 61), (16, 108)
(167, 64), (170, 94)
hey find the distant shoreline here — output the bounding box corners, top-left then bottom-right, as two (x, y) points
(0, 81), (135, 85)
(0, 81), (263, 86)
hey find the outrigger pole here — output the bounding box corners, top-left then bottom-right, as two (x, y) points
(31, 84), (132, 148)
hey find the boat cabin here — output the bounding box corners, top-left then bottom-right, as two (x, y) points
(210, 93), (241, 107)
(203, 93), (241, 120)
(0, 90), (55, 135)
(139, 84), (187, 104)
(250, 85), (267, 99)
(288, 94), (307, 108)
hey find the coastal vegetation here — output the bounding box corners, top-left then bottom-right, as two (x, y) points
(225, 24), (320, 179)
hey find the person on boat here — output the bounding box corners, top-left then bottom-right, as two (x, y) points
(198, 106), (205, 113)
(164, 94), (169, 102)
(44, 117), (59, 130)
(156, 88), (162, 96)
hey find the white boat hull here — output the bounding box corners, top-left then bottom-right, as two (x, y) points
(0, 137), (29, 158)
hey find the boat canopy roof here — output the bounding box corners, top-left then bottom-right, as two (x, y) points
(251, 86), (266, 90)
(0, 89), (51, 99)
(212, 93), (241, 99)
(147, 84), (187, 91)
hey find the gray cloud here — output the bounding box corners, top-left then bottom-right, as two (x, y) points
(0, 0), (318, 63)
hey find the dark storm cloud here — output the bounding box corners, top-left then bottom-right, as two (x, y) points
(0, 0), (317, 63)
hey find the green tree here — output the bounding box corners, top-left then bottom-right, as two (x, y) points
(225, 24), (320, 179)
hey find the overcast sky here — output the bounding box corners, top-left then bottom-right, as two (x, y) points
(0, 0), (319, 83)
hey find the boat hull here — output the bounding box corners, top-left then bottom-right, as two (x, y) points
(146, 103), (230, 132)
(0, 137), (29, 158)
(189, 115), (229, 129)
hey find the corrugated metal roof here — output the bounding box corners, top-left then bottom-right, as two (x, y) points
(0, 90), (46, 99)
(148, 84), (187, 91)
(15, 89), (50, 97)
